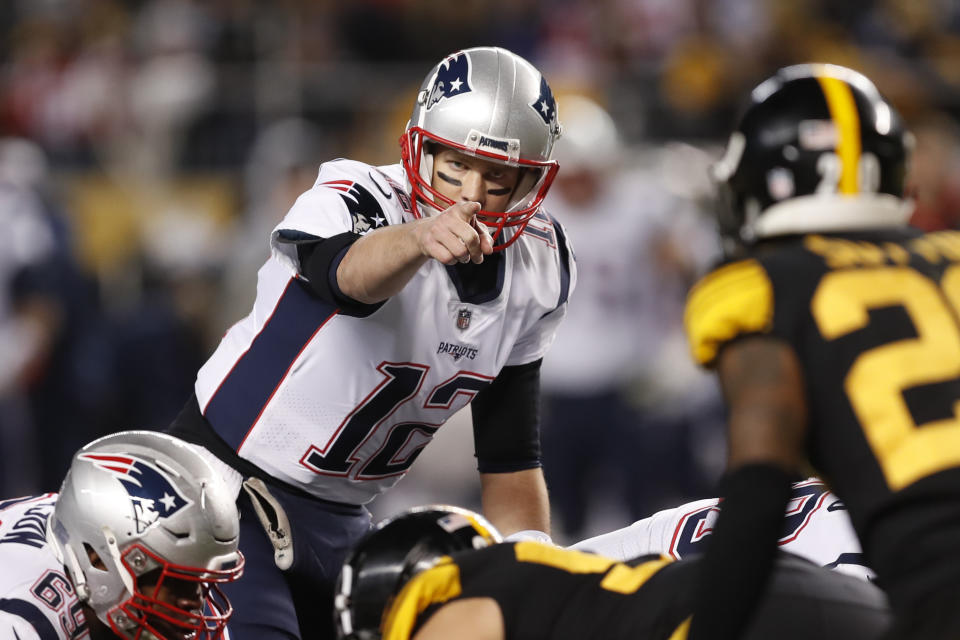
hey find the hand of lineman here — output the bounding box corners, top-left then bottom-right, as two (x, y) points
(413, 201), (494, 265)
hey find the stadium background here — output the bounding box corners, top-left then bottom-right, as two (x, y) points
(1, 0), (959, 544)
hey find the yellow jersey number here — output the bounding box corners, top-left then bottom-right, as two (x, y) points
(811, 265), (960, 490)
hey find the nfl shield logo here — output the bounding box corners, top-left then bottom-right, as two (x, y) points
(456, 308), (472, 331)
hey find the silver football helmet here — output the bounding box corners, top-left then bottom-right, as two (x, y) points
(400, 46), (562, 249)
(48, 430), (244, 640)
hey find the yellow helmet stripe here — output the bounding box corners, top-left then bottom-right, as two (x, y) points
(383, 559), (462, 640)
(817, 74), (861, 194)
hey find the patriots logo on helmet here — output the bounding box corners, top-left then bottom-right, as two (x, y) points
(79, 453), (191, 534)
(322, 180), (388, 235)
(531, 76), (557, 126)
(427, 52), (471, 109)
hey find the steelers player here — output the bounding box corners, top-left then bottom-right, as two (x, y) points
(683, 63), (960, 640)
(334, 505), (889, 640)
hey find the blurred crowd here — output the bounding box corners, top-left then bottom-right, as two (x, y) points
(3, 0), (960, 541)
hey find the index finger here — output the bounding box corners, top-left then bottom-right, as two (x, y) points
(451, 201), (482, 221)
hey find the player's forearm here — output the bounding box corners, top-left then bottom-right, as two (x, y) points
(569, 515), (654, 559)
(479, 468), (550, 537)
(687, 464), (793, 640)
(336, 222), (430, 303)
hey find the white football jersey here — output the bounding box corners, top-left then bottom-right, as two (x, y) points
(571, 478), (875, 581)
(196, 160), (576, 505)
(0, 494), (90, 640)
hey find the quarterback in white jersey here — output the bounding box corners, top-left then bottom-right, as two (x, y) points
(168, 47), (574, 640)
(194, 158), (572, 505)
(572, 478), (874, 581)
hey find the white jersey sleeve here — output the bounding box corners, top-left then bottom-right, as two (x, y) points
(0, 611), (44, 640)
(502, 209), (577, 366)
(270, 159), (412, 276)
(571, 478), (875, 581)
(0, 494), (84, 640)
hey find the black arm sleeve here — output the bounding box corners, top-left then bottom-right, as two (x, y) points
(295, 232), (385, 317)
(471, 359), (542, 473)
(687, 463), (794, 640)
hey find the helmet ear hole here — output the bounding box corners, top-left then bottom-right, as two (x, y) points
(84, 543), (107, 571)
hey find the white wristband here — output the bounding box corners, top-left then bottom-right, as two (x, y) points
(504, 529), (554, 545)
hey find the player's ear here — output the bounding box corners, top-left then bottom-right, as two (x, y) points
(85, 544), (107, 570)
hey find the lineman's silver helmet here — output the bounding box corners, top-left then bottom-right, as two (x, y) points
(48, 430), (244, 640)
(400, 46), (562, 249)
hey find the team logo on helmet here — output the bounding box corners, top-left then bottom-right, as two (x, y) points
(531, 76), (557, 126)
(79, 453), (191, 533)
(427, 52), (471, 109)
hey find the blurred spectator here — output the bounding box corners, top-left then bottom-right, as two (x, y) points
(125, 0), (216, 177)
(907, 112), (960, 231)
(540, 96), (721, 542)
(106, 203), (227, 432)
(0, 137), (108, 494)
(217, 117), (331, 329)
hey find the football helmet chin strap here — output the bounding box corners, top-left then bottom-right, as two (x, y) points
(101, 526), (136, 596)
(48, 517), (91, 601)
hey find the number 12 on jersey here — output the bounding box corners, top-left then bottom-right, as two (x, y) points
(300, 362), (492, 480)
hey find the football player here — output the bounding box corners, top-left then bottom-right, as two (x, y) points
(166, 47), (575, 639)
(682, 63), (960, 640)
(572, 477), (873, 581)
(333, 505), (890, 640)
(0, 430), (244, 639)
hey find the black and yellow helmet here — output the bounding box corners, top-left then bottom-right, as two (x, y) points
(333, 505), (501, 640)
(713, 63), (913, 253)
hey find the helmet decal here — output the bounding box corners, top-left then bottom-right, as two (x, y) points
(816, 75), (861, 194)
(78, 453), (191, 533)
(427, 52), (471, 109)
(531, 76), (557, 126)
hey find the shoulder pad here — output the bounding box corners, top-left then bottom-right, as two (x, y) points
(684, 259), (774, 367)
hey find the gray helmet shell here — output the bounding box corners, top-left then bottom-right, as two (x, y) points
(401, 47), (562, 247)
(49, 430), (242, 638)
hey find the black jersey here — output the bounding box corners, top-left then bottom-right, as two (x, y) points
(685, 228), (960, 605)
(381, 543), (887, 640)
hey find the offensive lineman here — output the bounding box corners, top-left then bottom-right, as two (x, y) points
(572, 477), (874, 581)
(167, 46), (575, 639)
(0, 430), (244, 639)
(683, 63), (960, 640)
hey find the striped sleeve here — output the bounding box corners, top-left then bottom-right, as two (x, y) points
(0, 600), (59, 640)
(684, 259), (774, 368)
